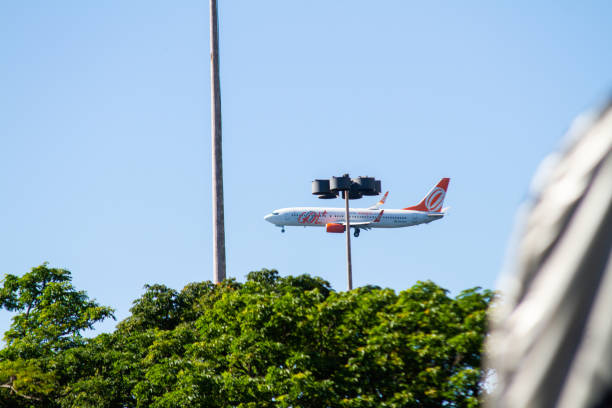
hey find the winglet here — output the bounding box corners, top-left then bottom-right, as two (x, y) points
(368, 191), (389, 210)
(374, 209), (384, 222)
(378, 191), (389, 206)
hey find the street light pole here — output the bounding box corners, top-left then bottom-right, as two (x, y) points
(312, 175), (381, 291)
(210, 0), (226, 283)
(345, 191), (352, 291)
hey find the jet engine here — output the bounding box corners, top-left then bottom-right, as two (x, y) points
(326, 223), (345, 233)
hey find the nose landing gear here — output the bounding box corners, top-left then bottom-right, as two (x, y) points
(281, 226), (285, 233)
(354, 228), (360, 237)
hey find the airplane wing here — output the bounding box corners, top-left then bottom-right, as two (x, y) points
(339, 210), (384, 230)
(368, 191), (389, 210)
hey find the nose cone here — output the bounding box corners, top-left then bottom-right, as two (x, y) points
(265, 211), (283, 224)
(265, 210), (282, 224)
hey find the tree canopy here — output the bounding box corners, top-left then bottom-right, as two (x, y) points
(0, 264), (114, 404)
(0, 265), (494, 407)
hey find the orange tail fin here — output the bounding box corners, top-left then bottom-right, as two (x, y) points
(403, 178), (450, 212)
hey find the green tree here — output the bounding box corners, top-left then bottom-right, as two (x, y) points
(0, 264), (114, 405)
(109, 270), (492, 407)
(0, 266), (494, 407)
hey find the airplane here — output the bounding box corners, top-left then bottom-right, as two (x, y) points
(264, 178), (450, 237)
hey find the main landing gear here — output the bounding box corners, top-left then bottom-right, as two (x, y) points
(354, 228), (360, 238)
(281, 226), (285, 233)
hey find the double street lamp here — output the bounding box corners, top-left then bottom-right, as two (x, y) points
(312, 174), (382, 290)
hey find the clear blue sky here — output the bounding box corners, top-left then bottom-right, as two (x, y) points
(1, 1), (611, 334)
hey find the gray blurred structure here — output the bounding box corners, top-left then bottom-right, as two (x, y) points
(487, 101), (612, 407)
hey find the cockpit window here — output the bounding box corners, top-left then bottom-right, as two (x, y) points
(272, 212), (280, 216)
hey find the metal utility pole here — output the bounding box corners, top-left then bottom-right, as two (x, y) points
(344, 191), (352, 290)
(210, 0), (226, 283)
(312, 175), (381, 291)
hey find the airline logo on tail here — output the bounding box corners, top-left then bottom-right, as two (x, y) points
(425, 187), (445, 212)
(403, 178), (450, 212)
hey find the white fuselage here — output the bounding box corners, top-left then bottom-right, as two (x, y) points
(264, 207), (441, 229)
